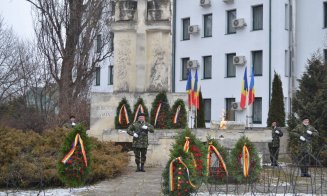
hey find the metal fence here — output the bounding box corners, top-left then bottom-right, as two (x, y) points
(198, 145), (327, 195)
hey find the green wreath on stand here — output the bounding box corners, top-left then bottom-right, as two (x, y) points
(115, 97), (133, 129)
(162, 129), (206, 195)
(57, 124), (91, 187)
(206, 138), (229, 184)
(170, 99), (187, 129)
(150, 92), (171, 129)
(132, 97), (149, 122)
(228, 136), (262, 183)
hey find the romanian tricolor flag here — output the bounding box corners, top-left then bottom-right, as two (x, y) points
(240, 67), (248, 109)
(248, 66), (255, 105)
(192, 69), (200, 109)
(186, 70), (193, 108)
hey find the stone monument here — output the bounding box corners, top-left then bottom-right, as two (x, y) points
(89, 0), (187, 139)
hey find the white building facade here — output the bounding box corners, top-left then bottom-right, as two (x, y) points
(173, 0), (327, 127)
(92, 0), (327, 128)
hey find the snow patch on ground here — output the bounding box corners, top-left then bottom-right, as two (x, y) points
(195, 193), (313, 196)
(0, 186), (95, 196)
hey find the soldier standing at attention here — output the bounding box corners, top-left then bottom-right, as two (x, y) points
(290, 116), (319, 177)
(127, 112), (154, 172)
(268, 121), (283, 166)
(64, 115), (77, 129)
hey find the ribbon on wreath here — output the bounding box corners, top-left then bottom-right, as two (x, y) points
(169, 157), (196, 192)
(154, 103), (161, 126)
(173, 105), (181, 124)
(183, 137), (190, 153)
(133, 104), (144, 122)
(242, 144), (250, 177)
(183, 137), (197, 168)
(207, 143), (228, 176)
(61, 134), (88, 167)
(118, 104), (130, 124)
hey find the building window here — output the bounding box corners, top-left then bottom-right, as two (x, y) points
(227, 10), (236, 34)
(252, 50), (263, 76)
(96, 34), (102, 53)
(226, 53), (236, 77)
(109, 32), (114, 52)
(324, 2), (327, 28)
(95, 67), (100, 86)
(253, 97), (262, 124)
(252, 5), (263, 30)
(285, 50), (289, 77)
(181, 58), (189, 80)
(204, 99), (211, 122)
(285, 4), (289, 30)
(108, 65), (113, 85)
(182, 18), (190, 40)
(324, 49), (327, 62)
(225, 98), (235, 121)
(204, 14), (212, 37)
(203, 56), (212, 79)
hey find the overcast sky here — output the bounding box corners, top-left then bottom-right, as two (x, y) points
(0, 0), (34, 40)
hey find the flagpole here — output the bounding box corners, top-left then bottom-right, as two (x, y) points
(195, 105), (197, 129)
(189, 106), (192, 129)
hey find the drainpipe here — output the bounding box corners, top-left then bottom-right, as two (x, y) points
(268, 0), (272, 103)
(172, 0), (176, 92)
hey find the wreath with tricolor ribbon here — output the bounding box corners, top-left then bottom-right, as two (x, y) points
(58, 124), (91, 187)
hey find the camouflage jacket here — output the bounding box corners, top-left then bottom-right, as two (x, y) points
(271, 126), (283, 147)
(290, 124), (318, 152)
(127, 121), (154, 148)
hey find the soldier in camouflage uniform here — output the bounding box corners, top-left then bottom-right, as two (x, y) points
(127, 112), (154, 172)
(63, 115), (77, 129)
(268, 121), (283, 166)
(290, 117), (319, 177)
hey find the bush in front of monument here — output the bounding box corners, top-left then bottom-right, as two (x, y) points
(0, 126), (128, 188)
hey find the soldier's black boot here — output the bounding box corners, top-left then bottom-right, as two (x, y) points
(140, 163), (145, 172)
(136, 164), (141, 172)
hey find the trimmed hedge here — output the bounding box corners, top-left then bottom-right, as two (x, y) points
(0, 126), (129, 188)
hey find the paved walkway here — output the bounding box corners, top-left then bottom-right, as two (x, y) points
(78, 167), (164, 196)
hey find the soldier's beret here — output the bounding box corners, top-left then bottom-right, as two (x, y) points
(302, 116), (309, 120)
(137, 112), (145, 117)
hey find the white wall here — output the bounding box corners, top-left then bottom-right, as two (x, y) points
(295, 0), (327, 81)
(174, 0), (290, 127)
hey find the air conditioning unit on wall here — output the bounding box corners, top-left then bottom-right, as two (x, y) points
(200, 0), (211, 7)
(231, 102), (243, 110)
(223, 0), (234, 3)
(233, 56), (246, 65)
(188, 25), (200, 34)
(232, 18), (246, 28)
(187, 60), (199, 69)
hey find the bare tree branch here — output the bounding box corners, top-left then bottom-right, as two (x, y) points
(26, 0), (114, 119)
